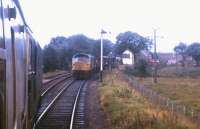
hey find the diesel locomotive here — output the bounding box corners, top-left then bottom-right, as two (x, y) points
(0, 0), (42, 129)
(72, 53), (96, 79)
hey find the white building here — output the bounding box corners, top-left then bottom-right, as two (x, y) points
(122, 50), (134, 65)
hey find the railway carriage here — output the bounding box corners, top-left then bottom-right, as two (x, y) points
(0, 0), (42, 129)
(72, 53), (95, 79)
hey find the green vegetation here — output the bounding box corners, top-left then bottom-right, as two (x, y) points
(124, 59), (152, 77)
(133, 66), (200, 112)
(187, 43), (200, 66)
(174, 42), (200, 67)
(98, 70), (198, 129)
(43, 35), (113, 72)
(174, 42), (187, 67)
(43, 31), (152, 73)
(138, 76), (200, 112)
(158, 66), (200, 77)
(114, 31), (152, 61)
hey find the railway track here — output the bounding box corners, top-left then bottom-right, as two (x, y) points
(41, 73), (72, 93)
(34, 80), (87, 129)
(43, 73), (71, 86)
(37, 78), (74, 121)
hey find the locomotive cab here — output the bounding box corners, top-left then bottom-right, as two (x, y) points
(72, 53), (94, 79)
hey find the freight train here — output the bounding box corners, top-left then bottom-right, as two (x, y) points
(0, 0), (42, 129)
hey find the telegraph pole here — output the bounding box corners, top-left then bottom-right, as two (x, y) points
(153, 29), (158, 83)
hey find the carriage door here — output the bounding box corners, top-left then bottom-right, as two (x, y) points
(0, 0), (6, 129)
(28, 39), (37, 120)
(0, 60), (5, 129)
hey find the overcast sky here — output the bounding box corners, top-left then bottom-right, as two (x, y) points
(20, 0), (200, 52)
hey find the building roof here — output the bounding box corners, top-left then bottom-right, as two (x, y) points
(158, 52), (182, 61)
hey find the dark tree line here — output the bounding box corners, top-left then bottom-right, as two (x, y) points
(43, 31), (152, 72)
(43, 34), (113, 72)
(174, 42), (200, 67)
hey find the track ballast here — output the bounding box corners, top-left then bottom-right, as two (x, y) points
(34, 80), (87, 129)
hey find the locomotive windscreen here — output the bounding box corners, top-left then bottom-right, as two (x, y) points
(73, 53), (89, 58)
(73, 54), (90, 63)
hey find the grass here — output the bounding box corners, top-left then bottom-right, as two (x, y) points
(158, 66), (200, 77)
(98, 70), (198, 129)
(137, 76), (200, 112)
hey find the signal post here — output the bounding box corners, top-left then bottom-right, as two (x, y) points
(100, 29), (107, 82)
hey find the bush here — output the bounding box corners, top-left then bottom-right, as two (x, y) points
(113, 87), (133, 98)
(124, 59), (151, 77)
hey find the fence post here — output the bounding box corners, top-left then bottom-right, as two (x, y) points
(150, 90), (153, 102)
(161, 96), (165, 107)
(191, 109), (194, 120)
(158, 95), (160, 105)
(166, 98), (169, 107)
(183, 106), (186, 115)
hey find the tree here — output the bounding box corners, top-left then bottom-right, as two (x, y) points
(43, 45), (60, 72)
(44, 36), (72, 71)
(134, 59), (150, 77)
(124, 59), (150, 77)
(187, 42), (200, 66)
(115, 31), (151, 62)
(174, 42), (187, 67)
(92, 39), (113, 58)
(42, 34), (114, 72)
(67, 34), (94, 54)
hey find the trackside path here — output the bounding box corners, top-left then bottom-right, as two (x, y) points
(86, 79), (106, 129)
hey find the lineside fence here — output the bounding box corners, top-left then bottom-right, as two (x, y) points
(121, 72), (200, 124)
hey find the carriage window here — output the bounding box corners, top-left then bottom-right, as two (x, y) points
(30, 41), (37, 98)
(0, 1), (4, 48)
(28, 39), (37, 117)
(29, 39), (37, 73)
(0, 59), (6, 129)
(31, 41), (37, 72)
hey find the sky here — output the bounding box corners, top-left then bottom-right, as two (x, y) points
(20, 0), (200, 52)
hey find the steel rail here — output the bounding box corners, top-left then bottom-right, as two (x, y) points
(69, 81), (86, 129)
(43, 73), (71, 85)
(33, 80), (75, 129)
(41, 75), (72, 97)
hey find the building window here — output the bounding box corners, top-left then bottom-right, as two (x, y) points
(122, 54), (130, 58)
(0, 59), (5, 129)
